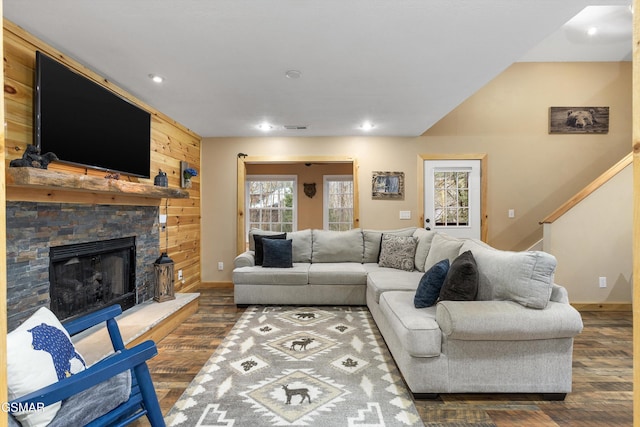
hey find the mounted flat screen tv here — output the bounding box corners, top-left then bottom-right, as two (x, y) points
(35, 51), (151, 178)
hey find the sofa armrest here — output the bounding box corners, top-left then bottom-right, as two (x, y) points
(550, 283), (569, 303)
(436, 300), (583, 341)
(234, 251), (255, 268)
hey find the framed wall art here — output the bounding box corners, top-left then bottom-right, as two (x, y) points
(372, 171), (404, 200)
(549, 106), (609, 134)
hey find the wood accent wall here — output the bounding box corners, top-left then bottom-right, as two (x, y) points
(632, 0), (639, 422)
(2, 19), (202, 293)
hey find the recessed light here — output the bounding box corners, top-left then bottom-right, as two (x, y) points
(149, 74), (164, 83)
(257, 122), (273, 131)
(586, 27), (598, 36)
(285, 70), (302, 79)
(360, 122), (375, 131)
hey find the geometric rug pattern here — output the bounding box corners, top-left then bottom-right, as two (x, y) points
(165, 306), (424, 426)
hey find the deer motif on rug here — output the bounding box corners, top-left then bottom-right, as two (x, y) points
(282, 384), (311, 404)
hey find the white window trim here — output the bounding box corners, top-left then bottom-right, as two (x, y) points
(246, 175), (298, 239)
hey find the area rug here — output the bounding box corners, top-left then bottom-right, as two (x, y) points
(165, 305), (424, 426)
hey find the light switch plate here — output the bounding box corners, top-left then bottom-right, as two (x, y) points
(399, 211), (411, 220)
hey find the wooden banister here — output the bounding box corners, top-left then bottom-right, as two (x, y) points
(540, 152), (633, 224)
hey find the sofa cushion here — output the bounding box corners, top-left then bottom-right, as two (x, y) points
(424, 233), (464, 271)
(308, 263), (367, 285)
(366, 267), (424, 303)
(436, 300), (584, 340)
(378, 234), (418, 271)
(379, 291), (441, 357)
(413, 228), (436, 271)
(49, 370), (131, 427)
(363, 227), (417, 263)
(461, 242), (556, 309)
(312, 229), (363, 263)
(262, 238), (293, 268)
(287, 229), (313, 263)
(254, 233), (286, 266)
(439, 250), (478, 301)
(414, 259), (450, 308)
(233, 264), (310, 285)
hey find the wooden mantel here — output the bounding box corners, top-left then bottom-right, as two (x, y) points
(6, 167), (189, 203)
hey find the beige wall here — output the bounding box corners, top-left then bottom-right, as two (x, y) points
(201, 62), (631, 293)
(544, 165), (632, 304)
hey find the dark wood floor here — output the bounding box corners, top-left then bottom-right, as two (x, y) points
(138, 288), (633, 426)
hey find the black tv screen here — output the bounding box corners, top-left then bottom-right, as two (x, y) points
(35, 51), (151, 178)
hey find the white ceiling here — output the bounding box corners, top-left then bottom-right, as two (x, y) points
(3, 1), (633, 138)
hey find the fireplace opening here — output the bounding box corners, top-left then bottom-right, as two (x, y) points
(49, 237), (136, 322)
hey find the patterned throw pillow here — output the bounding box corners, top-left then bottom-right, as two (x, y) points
(414, 259), (450, 308)
(378, 234), (418, 272)
(7, 307), (87, 427)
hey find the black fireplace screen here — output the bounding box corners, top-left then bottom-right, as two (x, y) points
(49, 237), (136, 322)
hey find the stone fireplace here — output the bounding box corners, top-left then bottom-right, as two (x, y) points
(6, 202), (160, 330)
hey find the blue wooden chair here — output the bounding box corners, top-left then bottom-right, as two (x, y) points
(9, 304), (166, 426)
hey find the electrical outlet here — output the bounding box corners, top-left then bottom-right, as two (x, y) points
(178, 269), (183, 280)
(218, 262), (224, 271)
(159, 214), (167, 224)
(508, 209), (515, 218)
(599, 276), (607, 288)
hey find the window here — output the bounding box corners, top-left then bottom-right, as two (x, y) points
(246, 176), (296, 236)
(433, 171), (470, 227)
(323, 175), (354, 231)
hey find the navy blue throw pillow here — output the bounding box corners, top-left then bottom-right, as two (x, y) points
(262, 238), (293, 268)
(253, 233), (286, 266)
(414, 259), (450, 308)
(439, 250), (479, 301)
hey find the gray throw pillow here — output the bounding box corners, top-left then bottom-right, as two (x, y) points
(254, 233), (286, 266)
(262, 238), (293, 268)
(439, 250), (478, 301)
(378, 234), (418, 272)
(414, 258), (450, 308)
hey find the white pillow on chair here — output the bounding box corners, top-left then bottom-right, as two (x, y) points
(7, 307), (86, 427)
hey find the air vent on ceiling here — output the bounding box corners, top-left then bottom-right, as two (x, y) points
(284, 125), (308, 130)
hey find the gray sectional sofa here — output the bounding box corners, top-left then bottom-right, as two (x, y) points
(233, 227), (584, 398)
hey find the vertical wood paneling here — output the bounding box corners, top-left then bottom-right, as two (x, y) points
(632, 0), (640, 424)
(2, 19), (201, 294)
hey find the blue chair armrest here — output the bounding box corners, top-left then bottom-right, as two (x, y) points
(9, 340), (158, 409)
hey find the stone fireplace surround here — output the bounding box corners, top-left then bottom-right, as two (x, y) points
(6, 202), (160, 331)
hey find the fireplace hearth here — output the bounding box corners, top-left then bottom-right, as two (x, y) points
(49, 237), (136, 322)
